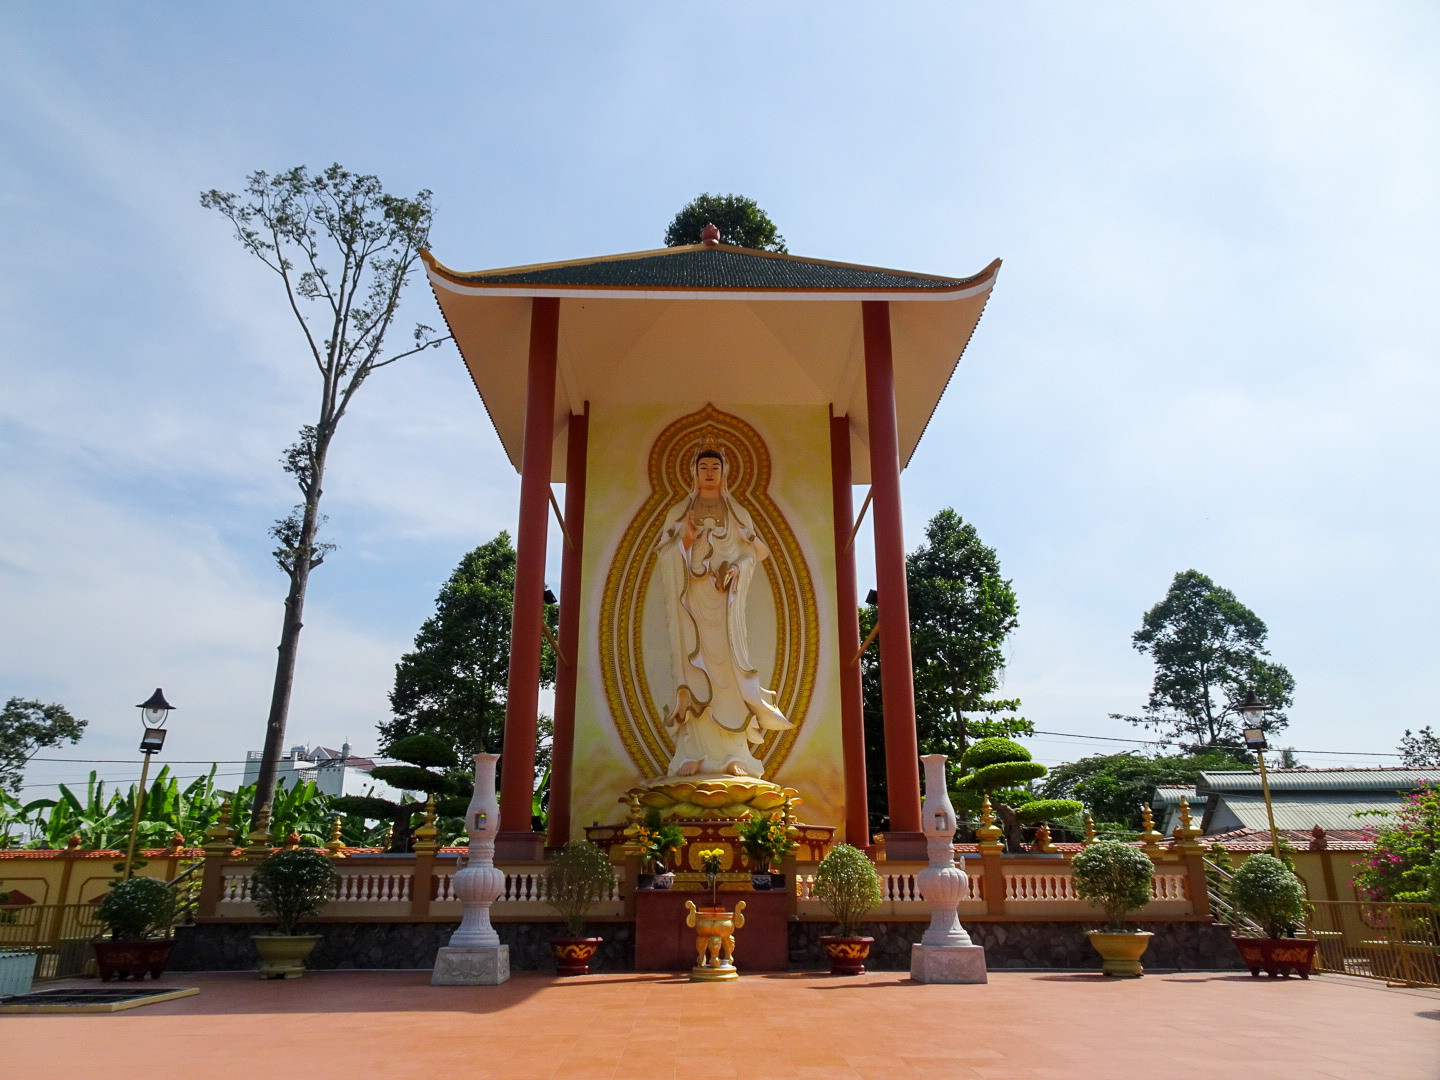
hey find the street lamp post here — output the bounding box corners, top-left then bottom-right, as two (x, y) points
(121, 689), (175, 879)
(1238, 690), (1282, 860)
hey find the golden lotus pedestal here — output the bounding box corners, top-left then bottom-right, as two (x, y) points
(626, 775), (797, 820)
(685, 900), (746, 982)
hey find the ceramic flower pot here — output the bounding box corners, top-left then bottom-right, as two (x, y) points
(252, 934), (322, 979)
(1233, 937), (1319, 979)
(820, 935), (874, 976)
(93, 940), (176, 982)
(636, 873), (656, 890)
(652, 872), (675, 890)
(1085, 931), (1153, 978)
(750, 872), (773, 891)
(549, 936), (603, 976)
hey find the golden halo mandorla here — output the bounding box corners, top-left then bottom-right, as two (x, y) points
(598, 404), (819, 780)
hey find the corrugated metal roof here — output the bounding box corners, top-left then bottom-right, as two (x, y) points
(1153, 786), (1197, 804)
(1214, 793), (1401, 832)
(1198, 768), (1440, 794)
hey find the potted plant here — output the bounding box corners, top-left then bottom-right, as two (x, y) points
(812, 843), (883, 975)
(736, 811), (795, 891)
(1229, 853), (1316, 978)
(634, 808), (684, 890)
(93, 875), (176, 982)
(1070, 839), (1155, 977)
(544, 840), (615, 975)
(250, 848), (339, 979)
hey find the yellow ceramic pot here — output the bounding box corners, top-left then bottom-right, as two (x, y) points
(252, 934), (322, 979)
(1085, 930), (1153, 977)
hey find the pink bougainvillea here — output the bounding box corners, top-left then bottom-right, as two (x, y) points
(1351, 783), (1440, 903)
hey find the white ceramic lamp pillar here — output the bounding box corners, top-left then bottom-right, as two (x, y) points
(910, 753), (987, 983)
(432, 753), (510, 984)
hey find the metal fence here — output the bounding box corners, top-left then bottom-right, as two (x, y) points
(0, 903), (107, 980)
(1307, 901), (1440, 988)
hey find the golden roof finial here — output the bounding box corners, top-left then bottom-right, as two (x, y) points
(1083, 811), (1098, 846)
(1138, 803), (1166, 855)
(1032, 823), (1057, 854)
(325, 815), (348, 857)
(204, 797), (237, 856)
(976, 794), (1004, 852)
(412, 795), (440, 854)
(244, 804), (273, 859)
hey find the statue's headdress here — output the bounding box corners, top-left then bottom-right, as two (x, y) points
(695, 435), (723, 466)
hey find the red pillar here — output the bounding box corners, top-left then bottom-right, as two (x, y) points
(546, 404), (589, 850)
(862, 300), (924, 855)
(830, 409), (870, 847)
(498, 296), (559, 860)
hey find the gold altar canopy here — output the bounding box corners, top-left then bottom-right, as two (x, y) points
(423, 244), (1001, 484)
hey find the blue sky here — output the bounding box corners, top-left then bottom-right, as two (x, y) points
(2, 3), (1436, 799)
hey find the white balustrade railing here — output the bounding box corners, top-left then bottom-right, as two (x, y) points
(1006, 871), (1080, 902)
(794, 864), (982, 905)
(220, 872), (252, 903)
(213, 856), (1190, 918)
(333, 872), (412, 903)
(1151, 874), (1188, 901)
(218, 868), (413, 905)
(431, 866), (622, 906)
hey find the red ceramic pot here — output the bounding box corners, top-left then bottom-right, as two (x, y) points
(820, 935), (874, 976)
(549, 936), (604, 976)
(93, 940), (176, 982)
(1233, 937), (1319, 979)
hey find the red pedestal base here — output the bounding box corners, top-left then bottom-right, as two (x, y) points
(635, 889), (789, 972)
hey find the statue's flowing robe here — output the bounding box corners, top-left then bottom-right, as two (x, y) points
(655, 492), (793, 777)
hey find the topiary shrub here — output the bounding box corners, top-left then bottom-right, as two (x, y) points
(97, 876), (174, 941)
(251, 849), (339, 936)
(812, 843), (883, 938)
(955, 738), (1082, 849)
(544, 841), (616, 937)
(1071, 840), (1154, 931)
(1229, 854), (1306, 939)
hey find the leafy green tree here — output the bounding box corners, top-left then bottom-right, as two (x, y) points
(861, 510), (1028, 829)
(0, 697), (86, 794)
(1399, 726), (1440, 768)
(1117, 570), (1295, 749)
(664, 193), (787, 251)
(953, 738), (1081, 851)
(201, 165), (449, 828)
(908, 510), (1025, 753)
(332, 733), (469, 853)
(1040, 748), (1246, 830)
(382, 535), (556, 765)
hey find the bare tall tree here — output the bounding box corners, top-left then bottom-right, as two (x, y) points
(201, 165), (447, 828)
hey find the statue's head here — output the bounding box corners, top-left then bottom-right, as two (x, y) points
(695, 448), (724, 498)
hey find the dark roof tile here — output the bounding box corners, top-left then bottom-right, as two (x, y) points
(456, 247), (971, 291)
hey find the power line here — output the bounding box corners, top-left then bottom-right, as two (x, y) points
(1027, 728), (1403, 757)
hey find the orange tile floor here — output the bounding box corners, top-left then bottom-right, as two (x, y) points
(5, 969), (1438, 1080)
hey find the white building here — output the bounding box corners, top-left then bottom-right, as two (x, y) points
(242, 741), (410, 803)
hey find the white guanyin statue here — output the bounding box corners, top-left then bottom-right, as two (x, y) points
(653, 442), (793, 778)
